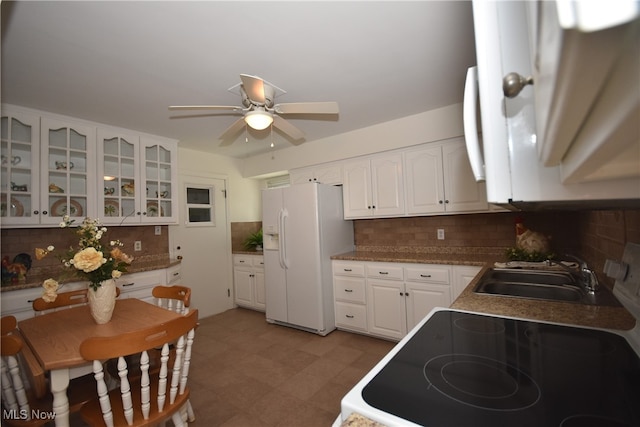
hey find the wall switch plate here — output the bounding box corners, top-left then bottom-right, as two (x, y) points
(134, 241), (142, 251)
(437, 229), (445, 240)
(154, 226), (161, 235)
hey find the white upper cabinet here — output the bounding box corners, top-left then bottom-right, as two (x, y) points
(98, 130), (178, 224)
(1, 105), (178, 227)
(140, 137), (177, 224)
(405, 139), (488, 215)
(289, 163), (342, 185)
(1, 108), (40, 226)
(441, 141), (488, 213)
(530, 1), (639, 184)
(98, 129), (140, 224)
(343, 153), (404, 219)
(40, 117), (97, 225)
(341, 140), (490, 219)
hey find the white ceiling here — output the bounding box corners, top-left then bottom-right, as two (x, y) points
(1, 1), (477, 159)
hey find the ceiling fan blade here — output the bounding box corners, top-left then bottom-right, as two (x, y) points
(169, 105), (242, 111)
(240, 74), (266, 104)
(274, 102), (339, 115)
(273, 115), (305, 141)
(218, 118), (246, 145)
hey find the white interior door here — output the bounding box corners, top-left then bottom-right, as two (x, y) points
(169, 174), (232, 318)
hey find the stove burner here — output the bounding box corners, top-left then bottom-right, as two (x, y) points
(560, 414), (636, 427)
(454, 316), (506, 334)
(423, 354), (540, 411)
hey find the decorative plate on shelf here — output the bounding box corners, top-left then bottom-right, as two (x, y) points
(51, 199), (83, 217)
(104, 200), (119, 217)
(0, 197), (24, 217)
(146, 201), (163, 217)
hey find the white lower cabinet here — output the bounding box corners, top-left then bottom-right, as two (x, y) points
(333, 260), (453, 341)
(233, 254), (265, 312)
(452, 265), (482, 301)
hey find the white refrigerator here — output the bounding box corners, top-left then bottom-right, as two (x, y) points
(262, 183), (354, 335)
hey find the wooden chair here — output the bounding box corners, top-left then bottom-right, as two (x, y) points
(0, 315), (47, 400)
(32, 287), (121, 314)
(79, 310), (198, 427)
(1, 315), (17, 335)
(151, 285), (195, 421)
(152, 285), (191, 314)
(1, 333), (95, 426)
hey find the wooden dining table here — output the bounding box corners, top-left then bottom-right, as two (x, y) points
(18, 298), (183, 427)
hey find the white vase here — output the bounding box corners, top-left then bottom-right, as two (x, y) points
(87, 279), (117, 324)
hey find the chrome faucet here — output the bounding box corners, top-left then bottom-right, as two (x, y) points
(546, 254), (599, 294)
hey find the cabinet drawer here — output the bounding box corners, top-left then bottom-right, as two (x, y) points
(252, 256), (265, 268)
(335, 302), (367, 332)
(165, 263), (182, 285)
(334, 276), (366, 304)
(117, 270), (162, 295)
(333, 262), (365, 277)
(233, 255), (254, 267)
(406, 266), (450, 284)
(366, 264), (404, 280)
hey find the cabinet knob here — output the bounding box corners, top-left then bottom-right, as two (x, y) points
(34, 210), (39, 215)
(439, 200), (443, 204)
(345, 314), (354, 319)
(379, 271), (389, 275)
(420, 274), (432, 278)
(344, 289), (353, 293)
(445, 200), (449, 204)
(503, 72), (534, 98)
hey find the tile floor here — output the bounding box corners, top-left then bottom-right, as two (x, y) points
(186, 307), (396, 426)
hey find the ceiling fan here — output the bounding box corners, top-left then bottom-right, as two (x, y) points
(169, 74), (339, 146)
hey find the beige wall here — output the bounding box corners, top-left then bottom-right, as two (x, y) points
(177, 147), (263, 222)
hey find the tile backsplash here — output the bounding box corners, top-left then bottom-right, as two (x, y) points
(1, 225), (169, 280)
(231, 221), (262, 252)
(354, 211), (581, 252)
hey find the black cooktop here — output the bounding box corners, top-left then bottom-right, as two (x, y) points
(362, 311), (640, 427)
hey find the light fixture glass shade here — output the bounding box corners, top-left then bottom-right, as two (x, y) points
(244, 111), (273, 130)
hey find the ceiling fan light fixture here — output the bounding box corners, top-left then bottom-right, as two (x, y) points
(244, 110), (273, 130)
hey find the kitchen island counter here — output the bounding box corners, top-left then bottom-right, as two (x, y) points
(452, 264), (636, 331)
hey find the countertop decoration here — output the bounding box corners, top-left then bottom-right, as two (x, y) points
(1, 253), (32, 285)
(505, 216), (554, 262)
(243, 229), (263, 252)
(34, 215), (134, 302)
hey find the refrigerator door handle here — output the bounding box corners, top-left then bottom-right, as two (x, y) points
(280, 208), (289, 269)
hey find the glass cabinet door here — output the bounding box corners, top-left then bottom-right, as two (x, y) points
(142, 139), (176, 222)
(98, 131), (140, 224)
(40, 118), (96, 225)
(0, 110), (40, 225)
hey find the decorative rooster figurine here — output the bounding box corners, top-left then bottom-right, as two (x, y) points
(515, 216), (551, 254)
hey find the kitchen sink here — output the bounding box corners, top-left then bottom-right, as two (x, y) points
(477, 282), (583, 302)
(473, 268), (622, 306)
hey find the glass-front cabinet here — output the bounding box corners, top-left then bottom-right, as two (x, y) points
(1, 105), (178, 228)
(0, 109), (40, 226)
(142, 138), (176, 223)
(97, 131), (177, 224)
(98, 130), (140, 224)
(40, 118), (97, 225)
